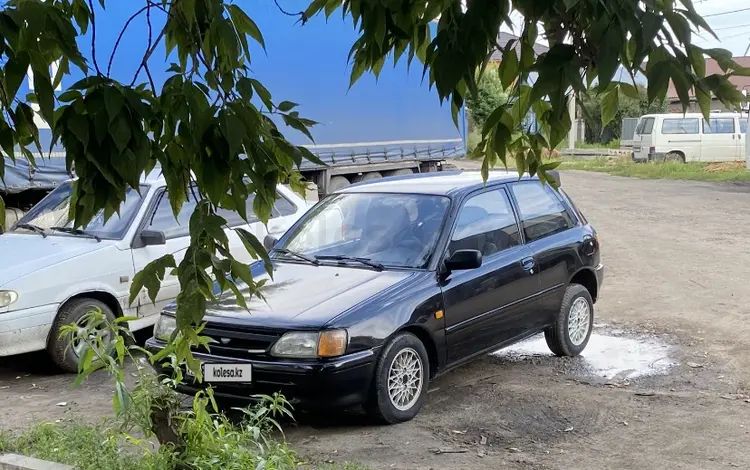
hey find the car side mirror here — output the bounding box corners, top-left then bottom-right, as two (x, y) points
(140, 230), (166, 246)
(263, 234), (279, 251)
(444, 249), (482, 271)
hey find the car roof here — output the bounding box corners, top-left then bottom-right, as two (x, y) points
(336, 170), (542, 196)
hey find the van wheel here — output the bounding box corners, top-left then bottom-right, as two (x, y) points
(665, 152), (684, 163)
(365, 332), (430, 424)
(545, 284), (594, 357)
(48, 298), (116, 373)
(327, 176), (351, 192)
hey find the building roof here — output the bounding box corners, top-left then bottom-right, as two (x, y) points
(490, 32), (549, 61)
(338, 170), (541, 196)
(667, 56), (750, 101)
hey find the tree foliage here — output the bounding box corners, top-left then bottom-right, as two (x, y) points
(580, 85), (668, 143)
(466, 64), (508, 130)
(0, 0), (746, 375)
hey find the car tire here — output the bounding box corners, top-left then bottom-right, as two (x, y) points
(365, 332), (430, 424)
(48, 298), (116, 373)
(665, 152), (685, 163)
(545, 284), (594, 357)
(352, 171), (383, 183)
(327, 176), (351, 193)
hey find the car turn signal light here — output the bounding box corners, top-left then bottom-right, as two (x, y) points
(318, 330), (348, 357)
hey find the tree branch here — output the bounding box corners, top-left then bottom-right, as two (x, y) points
(108, 3), (153, 77)
(87, 0), (102, 75)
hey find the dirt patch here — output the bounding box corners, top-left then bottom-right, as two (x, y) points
(704, 161), (745, 172)
(4, 170), (750, 469)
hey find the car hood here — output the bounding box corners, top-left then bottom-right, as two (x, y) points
(202, 262), (415, 328)
(0, 233), (111, 287)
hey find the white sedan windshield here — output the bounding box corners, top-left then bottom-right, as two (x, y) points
(13, 181), (146, 240)
(279, 192), (450, 269)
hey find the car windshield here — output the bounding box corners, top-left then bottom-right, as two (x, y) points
(13, 181), (147, 240)
(278, 192), (450, 269)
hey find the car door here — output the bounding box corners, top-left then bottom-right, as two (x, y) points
(660, 117), (700, 161)
(508, 181), (580, 329)
(131, 187), (198, 318)
(702, 117), (736, 162)
(442, 186), (540, 364)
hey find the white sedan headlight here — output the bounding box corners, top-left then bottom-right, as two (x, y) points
(0, 291), (18, 309)
(154, 314), (177, 340)
(270, 330), (348, 358)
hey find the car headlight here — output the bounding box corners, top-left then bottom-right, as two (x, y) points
(154, 315), (177, 341)
(270, 330), (348, 358)
(0, 291), (18, 308)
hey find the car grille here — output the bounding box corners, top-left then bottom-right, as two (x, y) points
(195, 324), (282, 359)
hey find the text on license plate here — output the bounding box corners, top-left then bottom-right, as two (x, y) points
(203, 363), (252, 383)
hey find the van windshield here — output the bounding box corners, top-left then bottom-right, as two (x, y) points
(13, 181), (147, 240)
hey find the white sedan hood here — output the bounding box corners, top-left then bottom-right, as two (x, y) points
(0, 233), (111, 287)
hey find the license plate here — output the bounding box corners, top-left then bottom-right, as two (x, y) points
(203, 363), (252, 383)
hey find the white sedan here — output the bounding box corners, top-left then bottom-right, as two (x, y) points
(0, 170), (308, 372)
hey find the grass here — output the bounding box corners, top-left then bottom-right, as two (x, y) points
(574, 139), (621, 150)
(0, 423), (170, 470)
(558, 158), (750, 182)
(0, 422), (367, 470)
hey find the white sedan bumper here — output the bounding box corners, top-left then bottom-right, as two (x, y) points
(0, 303), (59, 356)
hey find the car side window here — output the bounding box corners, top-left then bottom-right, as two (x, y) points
(147, 191), (197, 239)
(148, 189), (259, 239)
(510, 182), (575, 243)
(449, 188), (520, 257)
(273, 192), (297, 217)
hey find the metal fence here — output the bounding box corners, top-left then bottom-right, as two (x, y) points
(621, 118), (639, 141)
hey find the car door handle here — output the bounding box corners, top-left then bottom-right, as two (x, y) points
(521, 257), (536, 274)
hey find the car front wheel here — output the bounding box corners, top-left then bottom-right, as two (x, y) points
(545, 284), (594, 357)
(366, 332), (430, 424)
(48, 298), (116, 373)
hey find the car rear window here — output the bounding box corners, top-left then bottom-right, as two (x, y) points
(510, 182), (575, 243)
(636, 117), (654, 135)
(662, 118), (699, 135)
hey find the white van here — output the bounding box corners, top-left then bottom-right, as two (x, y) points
(632, 112), (748, 163)
(0, 170), (308, 372)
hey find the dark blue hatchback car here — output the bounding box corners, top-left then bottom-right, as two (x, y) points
(147, 170), (603, 424)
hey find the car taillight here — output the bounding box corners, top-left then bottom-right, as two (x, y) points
(649, 146), (655, 154)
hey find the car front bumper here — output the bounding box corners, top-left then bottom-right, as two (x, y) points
(0, 303), (58, 356)
(145, 338), (378, 409)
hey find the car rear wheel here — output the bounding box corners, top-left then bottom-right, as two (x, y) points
(48, 298), (116, 373)
(665, 151), (685, 163)
(365, 332), (429, 424)
(545, 284), (594, 357)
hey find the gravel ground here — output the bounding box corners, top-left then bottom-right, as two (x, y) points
(3, 167), (750, 469)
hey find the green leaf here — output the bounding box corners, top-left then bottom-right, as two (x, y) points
(236, 228), (273, 276)
(647, 61), (671, 105)
(249, 78), (273, 111)
(227, 4), (265, 49)
(5, 52), (30, 99)
(601, 87), (619, 127)
(0, 195), (5, 231)
(103, 87), (125, 124)
(68, 115), (90, 151)
(695, 83), (711, 122)
(617, 82), (640, 100)
(277, 101), (298, 112)
(110, 114), (131, 152)
(282, 113), (316, 142)
(33, 71), (55, 127)
(129, 254), (177, 305)
(498, 48), (519, 90)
